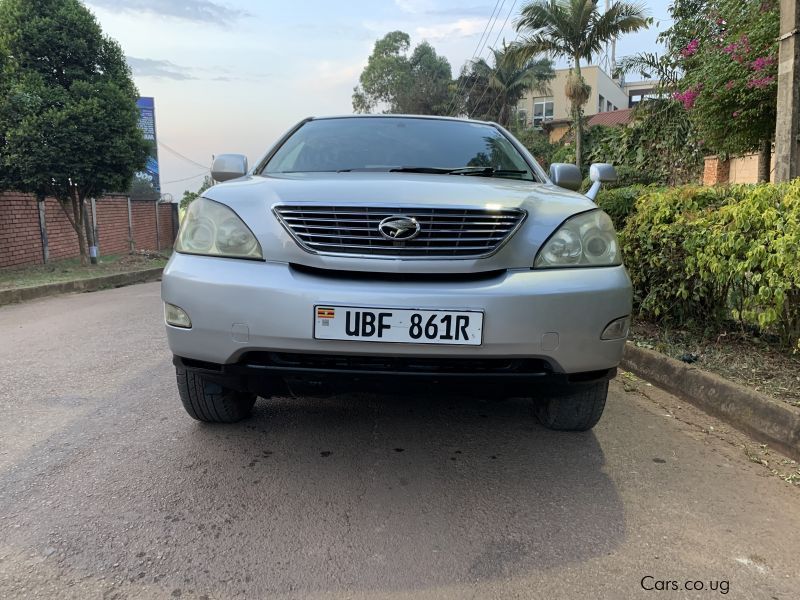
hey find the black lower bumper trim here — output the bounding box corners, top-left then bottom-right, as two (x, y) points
(173, 353), (616, 397)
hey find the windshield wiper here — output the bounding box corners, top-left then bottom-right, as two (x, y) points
(388, 166), (529, 178)
(329, 166), (530, 179)
(455, 167), (529, 178)
(386, 166), (456, 174)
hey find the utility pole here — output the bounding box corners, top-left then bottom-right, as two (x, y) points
(774, 0), (800, 182)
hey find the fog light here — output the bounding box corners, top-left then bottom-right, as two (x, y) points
(165, 303), (192, 328)
(601, 316), (630, 340)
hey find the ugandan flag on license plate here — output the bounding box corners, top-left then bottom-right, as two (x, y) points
(316, 307), (335, 319)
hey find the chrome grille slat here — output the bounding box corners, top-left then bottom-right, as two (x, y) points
(295, 233), (507, 242)
(273, 205), (526, 259)
(282, 217), (520, 227)
(280, 212), (520, 219)
(280, 208), (518, 214)
(293, 224), (514, 233)
(304, 242), (497, 251)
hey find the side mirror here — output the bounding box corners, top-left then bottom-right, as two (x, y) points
(586, 163), (618, 201)
(211, 154), (248, 182)
(549, 163), (582, 192)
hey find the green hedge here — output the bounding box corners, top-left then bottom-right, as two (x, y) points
(618, 183), (800, 348)
(595, 184), (662, 230)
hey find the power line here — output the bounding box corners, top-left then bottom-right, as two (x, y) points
(458, 0), (516, 118)
(444, 0), (504, 116)
(469, 0), (519, 120)
(158, 141), (210, 170)
(453, 0), (509, 116)
(474, 0), (510, 68)
(162, 171), (209, 185)
(444, 0), (503, 116)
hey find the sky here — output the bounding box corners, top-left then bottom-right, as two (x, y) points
(84, 0), (672, 199)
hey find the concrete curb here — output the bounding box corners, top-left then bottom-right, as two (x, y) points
(622, 343), (800, 461)
(0, 267), (163, 307)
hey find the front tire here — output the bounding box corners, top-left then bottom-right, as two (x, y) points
(535, 381), (608, 431)
(176, 367), (256, 423)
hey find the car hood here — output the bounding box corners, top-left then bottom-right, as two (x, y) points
(203, 172), (599, 273)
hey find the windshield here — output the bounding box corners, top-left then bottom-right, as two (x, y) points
(261, 117), (540, 182)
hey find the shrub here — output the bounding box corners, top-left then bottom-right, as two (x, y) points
(621, 185), (736, 325)
(620, 182), (800, 348)
(550, 143), (575, 165)
(693, 182), (800, 346)
(512, 128), (556, 169)
(595, 184), (661, 230)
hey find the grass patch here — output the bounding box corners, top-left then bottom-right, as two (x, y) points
(630, 320), (800, 407)
(0, 251), (170, 291)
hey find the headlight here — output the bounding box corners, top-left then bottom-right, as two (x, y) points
(534, 210), (621, 268)
(176, 198), (263, 260)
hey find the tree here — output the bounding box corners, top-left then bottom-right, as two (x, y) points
(0, 28), (8, 190)
(352, 31), (453, 115)
(0, 0), (148, 265)
(457, 42), (553, 126)
(672, 0), (779, 181)
(180, 175), (213, 211)
(614, 51), (682, 92)
(513, 0), (650, 170)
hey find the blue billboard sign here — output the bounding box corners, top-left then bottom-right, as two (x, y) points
(136, 97), (161, 195)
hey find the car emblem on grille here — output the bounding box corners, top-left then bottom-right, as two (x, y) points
(378, 216), (421, 241)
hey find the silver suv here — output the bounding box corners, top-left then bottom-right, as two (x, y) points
(162, 115), (632, 430)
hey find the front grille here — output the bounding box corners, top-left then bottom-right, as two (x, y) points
(273, 205), (526, 258)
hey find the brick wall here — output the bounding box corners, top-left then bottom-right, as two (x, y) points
(131, 200), (158, 251)
(95, 195), (132, 255)
(703, 155), (731, 185)
(703, 153), (777, 185)
(0, 193), (43, 268)
(728, 152), (776, 184)
(44, 198), (82, 261)
(0, 193), (177, 269)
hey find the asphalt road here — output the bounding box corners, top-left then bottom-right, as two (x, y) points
(1, 283), (798, 600)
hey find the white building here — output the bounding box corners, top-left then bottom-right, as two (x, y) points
(517, 65), (647, 129)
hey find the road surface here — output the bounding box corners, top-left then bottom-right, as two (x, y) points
(0, 282), (798, 599)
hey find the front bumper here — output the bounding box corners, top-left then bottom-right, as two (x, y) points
(161, 253), (632, 375)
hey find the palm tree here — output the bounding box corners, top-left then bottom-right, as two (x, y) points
(513, 0), (650, 169)
(466, 43), (554, 127)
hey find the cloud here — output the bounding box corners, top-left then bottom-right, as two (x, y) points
(126, 57), (197, 80)
(394, 0), (428, 13)
(127, 57), (272, 83)
(87, 0), (248, 25)
(395, 1), (493, 17)
(416, 18), (488, 41)
(295, 59), (366, 93)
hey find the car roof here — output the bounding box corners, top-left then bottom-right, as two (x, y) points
(309, 114), (496, 126)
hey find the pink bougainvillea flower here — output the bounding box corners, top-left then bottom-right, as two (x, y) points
(747, 75), (776, 89)
(681, 39), (700, 57)
(732, 111), (740, 118)
(723, 36), (752, 63)
(751, 55), (775, 71)
(725, 80), (736, 90)
(674, 85), (702, 110)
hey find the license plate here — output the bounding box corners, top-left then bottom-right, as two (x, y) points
(314, 306), (483, 346)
